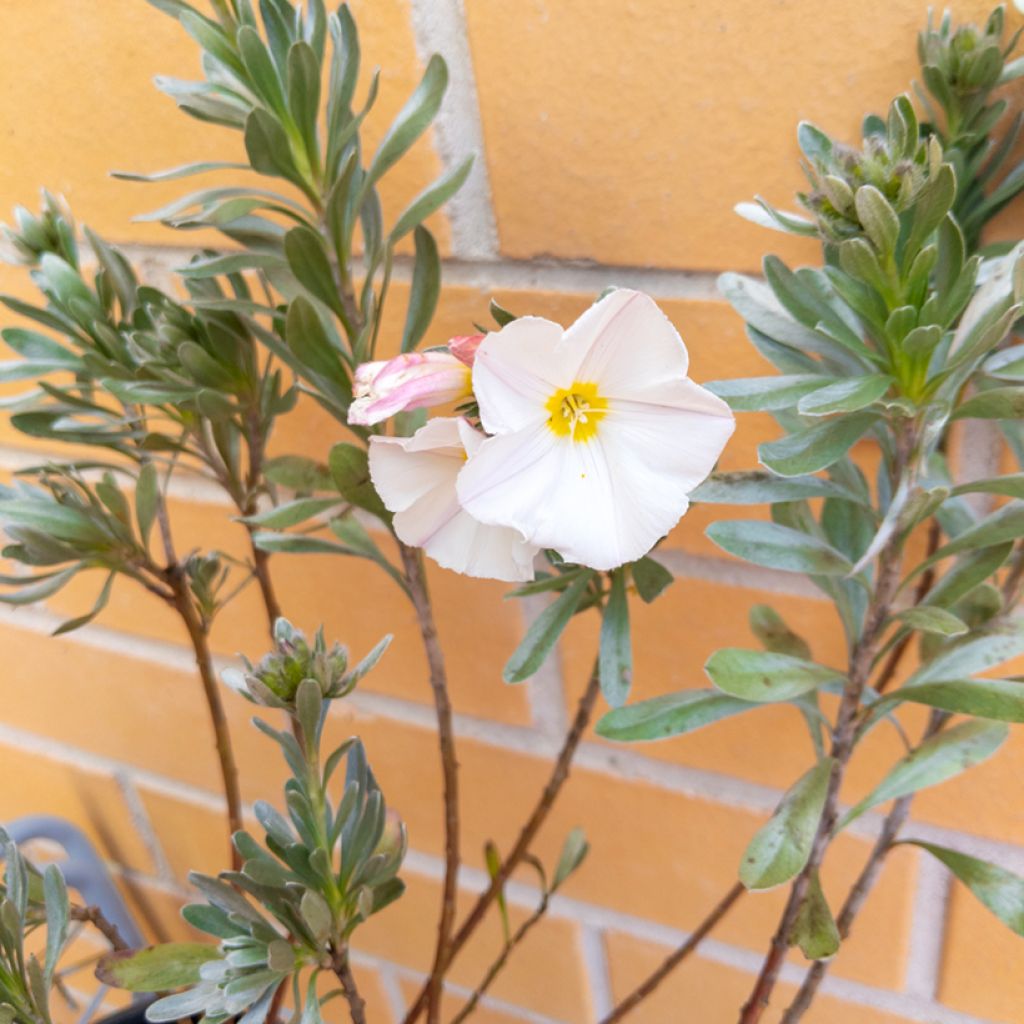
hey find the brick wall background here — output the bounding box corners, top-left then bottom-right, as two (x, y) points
(1, 2), (1024, 1022)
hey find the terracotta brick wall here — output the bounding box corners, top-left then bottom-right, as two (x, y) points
(1, 2), (1023, 1022)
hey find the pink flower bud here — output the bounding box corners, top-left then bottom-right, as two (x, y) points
(447, 333), (485, 366)
(348, 351), (472, 426)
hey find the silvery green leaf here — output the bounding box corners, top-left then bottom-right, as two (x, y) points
(796, 375), (892, 416)
(706, 521), (853, 576)
(705, 648), (844, 703)
(895, 607), (968, 637)
(596, 689), (754, 742)
(740, 759), (833, 891)
(839, 721), (1007, 830)
(902, 843), (1024, 935)
(791, 872), (840, 960)
(97, 943), (221, 992)
(705, 374), (829, 412)
(759, 412), (878, 477)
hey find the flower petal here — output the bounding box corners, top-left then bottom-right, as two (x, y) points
(369, 419), (538, 581)
(457, 379), (734, 570)
(472, 316), (575, 435)
(570, 288), (691, 395)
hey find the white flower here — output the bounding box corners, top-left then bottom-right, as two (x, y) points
(455, 289), (735, 571)
(369, 417), (539, 581)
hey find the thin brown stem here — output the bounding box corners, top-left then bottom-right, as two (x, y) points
(399, 544), (459, 1024)
(402, 663), (602, 1024)
(167, 565), (244, 871)
(738, 423), (916, 1024)
(332, 951), (367, 1024)
(151, 494), (243, 871)
(873, 519), (942, 696)
(448, 893), (551, 1024)
(780, 711), (947, 1023)
(69, 904), (127, 951)
(601, 882), (746, 1024)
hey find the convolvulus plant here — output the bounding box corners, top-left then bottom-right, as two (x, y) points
(4, 3), (1024, 1024)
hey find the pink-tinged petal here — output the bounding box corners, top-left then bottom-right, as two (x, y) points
(368, 420), (539, 581)
(569, 289), (691, 396)
(348, 352), (471, 426)
(448, 333), (485, 366)
(472, 317), (575, 435)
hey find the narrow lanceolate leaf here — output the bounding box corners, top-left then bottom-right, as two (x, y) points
(706, 520), (854, 576)
(905, 621), (1024, 686)
(595, 689), (755, 742)
(894, 606), (968, 637)
(953, 387), (1024, 421)
(705, 374), (831, 412)
(890, 678), (1024, 723)
(401, 226), (440, 353)
(951, 473), (1024, 500)
(902, 843), (1024, 935)
(838, 721), (1008, 830)
(705, 648), (844, 703)
(796, 375), (892, 416)
(239, 497), (340, 529)
(599, 570), (632, 707)
(134, 462), (159, 551)
(96, 942), (221, 992)
(691, 471), (861, 506)
(328, 442), (389, 522)
(503, 571), (594, 684)
(920, 502), (1024, 570)
(740, 758), (834, 891)
(791, 872), (840, 960)
(759, 412), (877, 477)
(749, 605), (812, 660)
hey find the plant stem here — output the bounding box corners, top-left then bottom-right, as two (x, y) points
(448, 892), (551, 1024)
(738, 423), (916, 1024)
(399, 544), (460, 1024)
(68, 904), (127, 951)
(601, 882), (746, 1024)
(780, 710), (946, 1022)
(152, 495), (243, 871)
(401, 663), (602, 1024)
(167, 565), (244, 871)
(332, 952), (367, 1024)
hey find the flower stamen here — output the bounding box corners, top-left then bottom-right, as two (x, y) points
(545, 382), (607, 442)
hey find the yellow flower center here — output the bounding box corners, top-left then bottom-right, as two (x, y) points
(545, 381), (607, 442)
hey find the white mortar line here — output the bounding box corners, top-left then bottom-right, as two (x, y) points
(954, 420), (1005, 517)
(111, 242), (727, 302)
(578, 926), (614, 1021)
(375, 961), (409, 1023)
(114, 773), (176, 886)
(904, 849), (952, 1001)
(406, 0), (499, 262)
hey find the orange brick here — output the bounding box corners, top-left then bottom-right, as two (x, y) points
(605, 931), (918, 1023)
(465, 0), (1021, 272)
(938, 879), (1024, 1022)
(0, 0), (449, 252)
(0, 742), (154, 875)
